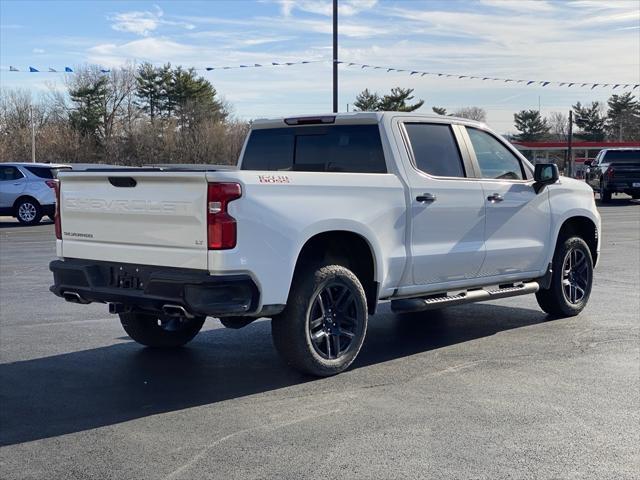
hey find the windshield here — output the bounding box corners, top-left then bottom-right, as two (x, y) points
(603, 150), (640, 163)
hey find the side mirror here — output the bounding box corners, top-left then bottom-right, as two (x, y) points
(533, 163), (559, 193)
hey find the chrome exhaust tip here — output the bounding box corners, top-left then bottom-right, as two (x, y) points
(62, 291), (90, 304)
(162, 304), (194, 319)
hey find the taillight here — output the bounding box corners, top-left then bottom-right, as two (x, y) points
(54, 180), (61, 240)
(605, 166), (615, 179)
(207, 183), (242, 249)
(45, 180), (56, 188)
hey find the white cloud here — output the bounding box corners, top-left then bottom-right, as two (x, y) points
(109, 5), (195, 36)
(278, 0), (378, 17)
(478, 0), (555, 13)
(32, 48), (45, 54)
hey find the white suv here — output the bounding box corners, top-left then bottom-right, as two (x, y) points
(0, 163), (71, 225)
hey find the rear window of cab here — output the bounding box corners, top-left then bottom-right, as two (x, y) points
(241, 124), (387, 173)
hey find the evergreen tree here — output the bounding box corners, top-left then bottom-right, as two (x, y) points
(513, 109), (550, 141)
(353, 87), (424, 112)
(167, 67), (226, 128)
(378, 87), (424, 111)
(353, 88), (380, 111)
(135, 62), (164, 121)
(606, 92), (640, 141)
(572, 101), (606, 141)
(68, 74), (108, 141)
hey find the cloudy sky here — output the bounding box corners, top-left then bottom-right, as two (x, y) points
(1, 0), (638, 133)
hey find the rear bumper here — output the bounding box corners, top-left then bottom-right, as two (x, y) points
(50, 258), (260, 317)
(605, 180), (640, 192)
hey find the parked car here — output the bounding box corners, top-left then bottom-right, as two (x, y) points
(585, 148), (640, 202)
(50, 113), (600, 376)
(0, 163), (71, 225)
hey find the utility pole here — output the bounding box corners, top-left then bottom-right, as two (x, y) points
(332, 0), (338, 113)
(567, 109), (573, 177)
(31, 105), (36, 163)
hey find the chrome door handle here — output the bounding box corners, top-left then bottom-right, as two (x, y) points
(416, 193), (437, 203)
(487, 193), (504, 202)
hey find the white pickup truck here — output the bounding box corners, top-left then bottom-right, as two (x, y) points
(50, 112), (601, 376)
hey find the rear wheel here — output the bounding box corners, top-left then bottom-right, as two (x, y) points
(599, 183), (611, 203)
(120, 311), (205, 348)
(15, 198), (43, 225)
(536, 236), (593, 317)
(271, 264), (368, 377)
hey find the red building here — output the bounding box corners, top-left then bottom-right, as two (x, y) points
(512, 141), (640, 177)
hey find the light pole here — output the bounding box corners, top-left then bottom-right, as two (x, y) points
(333, 0), (338, 113)
(31, 105), (36, 163)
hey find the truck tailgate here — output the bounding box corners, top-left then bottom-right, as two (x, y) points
(58, 171), (209, 269)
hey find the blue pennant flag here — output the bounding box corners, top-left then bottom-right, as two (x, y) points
(240, 65), (248, 68)
(581, 83), (588, 87)
(568, 83), (575, 87)
(49, 67), (57, 72)
(410, 71), (418, 75)
(541, 81), (550, 86)
(100, 69), (110, 73)
(206, 67), (214, 71)
(591, 84), (599, 89)
(613, 84), (620, 89)
(527, 81), (535, 85)
(459, 75), (467, 79)
(272, 62), (280, 65)
(361, 64), (369, 68)
(223, 66), (231, 69)
(65, 67), (73, 72)
(559, 83), (566, 87)
(9, 66), (19, 71)
(29, 66), (39, 72)
(634, 84), (639, 89)
(374, 66), (382, 69)
(285, 62), (294, 65)
(421, 73), (427, 76)
(387, 68), (395, 72)
(254, 63), (262, 67)
(301, 61), (310, 64)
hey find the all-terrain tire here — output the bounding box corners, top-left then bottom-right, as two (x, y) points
(271, 264), (368, 377)
(536, 236), (593, 317)
(120, 311), (205, 348)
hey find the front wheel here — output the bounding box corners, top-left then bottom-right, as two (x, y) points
(271, 264), (368, 377)
(536, 236), (593, 317)
(15, 198), (43, 225)
(120, 312), (205, 348)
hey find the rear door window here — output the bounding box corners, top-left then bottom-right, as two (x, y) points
(0, 166), (24, 181)
(242, 125), (386, 173)
(404, 123), (466, 177)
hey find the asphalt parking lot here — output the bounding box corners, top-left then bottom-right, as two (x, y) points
(0, 198), (638, 480)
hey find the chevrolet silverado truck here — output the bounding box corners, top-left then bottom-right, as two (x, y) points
(50, 112), (601, 376)
(584, 148), (640, 202)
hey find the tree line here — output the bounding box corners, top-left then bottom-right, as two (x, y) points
(353, 87), (640, 142)
(0, 63), (248, 165)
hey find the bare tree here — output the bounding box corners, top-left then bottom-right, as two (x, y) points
(452, 106), (487, 122)
(547, 112), (568, 140)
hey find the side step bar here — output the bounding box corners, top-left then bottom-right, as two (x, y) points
(390, 282), (539, 314)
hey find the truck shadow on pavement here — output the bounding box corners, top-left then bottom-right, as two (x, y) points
(0, 303), (550, 446)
